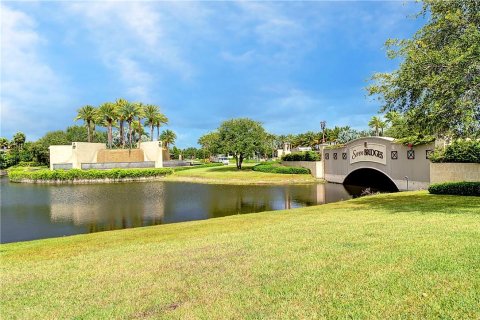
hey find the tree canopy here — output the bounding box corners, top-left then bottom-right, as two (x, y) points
(368, 0), (480, 138)
(217, 118), (267, 169)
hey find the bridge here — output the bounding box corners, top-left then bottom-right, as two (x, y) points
(322, 137), (435, 191)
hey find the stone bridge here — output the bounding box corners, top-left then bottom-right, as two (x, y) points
(323, 137), (434, 191)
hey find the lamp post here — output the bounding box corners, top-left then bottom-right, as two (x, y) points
(320, 121), (326, 143)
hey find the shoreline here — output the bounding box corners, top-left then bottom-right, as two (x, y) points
(9, 176), (169, 184)
(164, 175), (323, 185)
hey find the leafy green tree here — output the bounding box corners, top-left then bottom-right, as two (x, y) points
(217, 118), (267, 169)
(143, 104), (168, 142)
(98, 102), (118, 148)
(337, 128), (360, 144)
(0, 137), (8, 150)
(198, 131), (221, 159)
(368, 0), (480, 138)
(160, 129), (177, 149)
(13, 132), (26, 149)
(74, 105), (97, 142)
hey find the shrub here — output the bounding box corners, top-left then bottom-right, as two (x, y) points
(430, 140), (480, 163)
(282, 151), (321, 162)
(9, 168), (173, 182)
(252, 163), (310, 174)
(428, 181), (480, 196)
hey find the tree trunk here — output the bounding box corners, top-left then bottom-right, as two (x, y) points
(120, 121), (125, 148)
(87, 121), (91, 143)
(108, 123), (112, 148)
(150, 124), (154, 142)
(128, 122), (132, 149)
(238, 154), (244, 169)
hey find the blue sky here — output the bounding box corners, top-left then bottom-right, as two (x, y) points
(1, 1), (425, 148)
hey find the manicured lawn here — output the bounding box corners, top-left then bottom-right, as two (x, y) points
(166, 163), (318, 184)
(1, 192), (479, 319)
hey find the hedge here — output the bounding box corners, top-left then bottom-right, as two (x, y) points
(9, 168), (173, 182)
(252, 163), (310, 174)
(430, 140), (480, 163)
(282, 151), (321, 162)
(428, 181), (480, 196)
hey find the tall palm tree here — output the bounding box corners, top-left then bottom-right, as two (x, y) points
(119, 102), (143, 148)
(74, 105), (97, 142)
(98, 102), (118, 148)
(368, 116), (384, 136)
(115, 98), (129, 148)
(143, 104), (168, 141)
(160, 129), (176, 149)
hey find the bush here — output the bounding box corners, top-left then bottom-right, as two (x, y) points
(428, 182), (480, 196)
(9, 168), (173, 182)
(282, 151), (321, 162)
(252, 163), (310, 174)
(430, 140), (480, 163)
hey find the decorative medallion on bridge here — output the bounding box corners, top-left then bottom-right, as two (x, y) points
(342, 152), (347, 160)
(391, 151), (398, 160)
(349, 143), (387, 165)
(325, 153), (329, 160)
(407, 150), (415, 159)
(333, 153), (337, 160)
(426, 149), (434, 159)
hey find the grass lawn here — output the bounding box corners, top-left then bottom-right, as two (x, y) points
(1, 191), (479, 319)
(166, 163), (318, 184)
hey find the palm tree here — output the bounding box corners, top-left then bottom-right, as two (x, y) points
(115, 98), (129, 148)
(74, 105), (97, 142)
(98, 102), (118, 148)
(160, 129), (176, 149)
(369, 116), (384, 136)
(144, 104), (169, 142)
(119, 102), (143, 148)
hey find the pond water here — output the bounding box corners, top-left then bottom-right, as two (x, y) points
(1, 177), (365, 243)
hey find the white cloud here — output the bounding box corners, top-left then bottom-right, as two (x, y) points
(1, 4), (71, 139)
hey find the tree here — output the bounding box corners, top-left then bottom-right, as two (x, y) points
(115, 98), (129, 147)
(98, 102), (118, 148)
(368, 116), (384, 136)
(143, 104), (165, 142)
(337, 128), (360, 144)
(0, 137), (8, 150)
(160, 129), (176, 149)
(198, 131), (220, 159)
(12, 132), (26, 149)
(74, 105), (97, 143)
(367, 0), (480, 138)
(119, 101), (143, 148)
(217, 118), (267, 169)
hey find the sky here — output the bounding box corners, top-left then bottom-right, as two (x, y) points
(1, 1), (425, 148)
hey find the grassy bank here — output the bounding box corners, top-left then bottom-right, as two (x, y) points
(1, 192), (479, 319)
(166, 163), (317, 184)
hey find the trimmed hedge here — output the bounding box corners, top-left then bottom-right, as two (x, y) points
(252, 163), (310, 174)
(428, 181), (480, 196)
(282, 151), (321, 162)
(9, 168), (173, 182)
(430, 140), (480, 163)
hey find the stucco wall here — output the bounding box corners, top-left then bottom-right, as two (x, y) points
(282, 161), (324, 179)
(430, 163), (480, 183)
(49, 145), (74, 170)
(97, 149), (144, 163)
(140, 141), (163, 168)
(72, 143), (106, 169)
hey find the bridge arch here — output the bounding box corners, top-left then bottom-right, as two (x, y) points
(343, 167), (399, 192)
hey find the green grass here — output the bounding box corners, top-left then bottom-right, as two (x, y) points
(166, 163), (317, 184)
(1, 191), (479, 319)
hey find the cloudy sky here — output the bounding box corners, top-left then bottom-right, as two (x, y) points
(1, 1), (424, 147)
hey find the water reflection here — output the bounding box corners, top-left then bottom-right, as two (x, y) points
(1, 178), (354, 243)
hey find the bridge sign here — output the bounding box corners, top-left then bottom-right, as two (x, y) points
(349, 143), (386, 165)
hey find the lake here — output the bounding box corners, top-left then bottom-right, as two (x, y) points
(1, 177), (363, 243)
